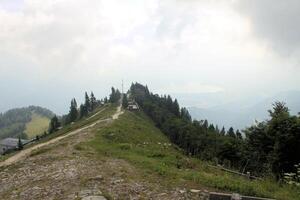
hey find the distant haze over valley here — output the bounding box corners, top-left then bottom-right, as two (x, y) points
(174, 91), (300, 130)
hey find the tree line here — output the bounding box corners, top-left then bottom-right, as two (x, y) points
(48, 87), (121, 134)
(109, 87), (121, 103)
(1, 88), (121, 154)
(48, 91), (100, 133)
(130, 82), (300, 180)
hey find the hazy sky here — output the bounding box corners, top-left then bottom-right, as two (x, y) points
(0, 0), (300, 114)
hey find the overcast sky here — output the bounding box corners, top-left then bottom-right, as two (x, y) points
(0, 0), (300, 114)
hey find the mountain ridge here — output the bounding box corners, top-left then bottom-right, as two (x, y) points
(0, 85), (299, 199)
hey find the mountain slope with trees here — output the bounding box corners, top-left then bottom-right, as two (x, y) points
(130, 82), (300, 181)
(0, 106), (54, 139)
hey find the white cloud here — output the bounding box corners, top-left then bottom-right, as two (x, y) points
(0, 0), (299, 113)
(159, 82), (225, 94)
(236, 0), (300, 57)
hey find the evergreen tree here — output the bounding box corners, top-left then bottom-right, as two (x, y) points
(90, 92), (97, 111)
(218, 136), (243, 168)
(203, 120), (209, 130)
(145, 85), (150, 96)
(215, 125), (220, 134)
(18, 136), (23, 150)
(236, 129), (243, 140)
(122, 94), (128, 109)
(180, 107), (192, 122)
(244, 121), (270, 175)
(173, 99), (180, 116)
(109, 87), (116, 103)
(220, 126), (226, 135)
(48, 115), (60, 133)
(115, 89), (121, 102)
(68, 98), (78, 123)
(267, 102), (298, 179)
(166, 95), (173, 111)
(85, 92), (91, 112)
(79, 104), (88, 119)
(244, 102), (300, 179)
(227, 127), (236, 138)
(104, 97), (108, 104)
(268, 102), (289, 118)
(109, 87), (121, 103)
(209, 124), (215, 132)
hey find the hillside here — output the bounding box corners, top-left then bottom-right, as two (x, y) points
(0, 101), (299, 199)
(24, 113), (52, 139)
(86, 108), (299, 199)
(0, 106), (54, 139)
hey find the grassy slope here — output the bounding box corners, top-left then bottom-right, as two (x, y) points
(25, 113), (50, 139)
(0, 106), (54, 140)
(0, 104), (115, 161)
(2, 104), (298, 199)
(27, 104), (116, 146)
(84, 110), (300, 200)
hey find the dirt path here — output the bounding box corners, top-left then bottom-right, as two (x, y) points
(112, 102), (124, 120)
(85, 107), (106, 120)
(0, 103), (123, 168)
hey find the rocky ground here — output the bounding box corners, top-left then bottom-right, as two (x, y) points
(0, 119), (209, 200)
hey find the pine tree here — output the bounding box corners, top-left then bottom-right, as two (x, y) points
(109, 87), (121, 103)
(227, 127), (236, 138)
(236, 129), (243, 140)
(203, 120), (209, 130)
(90, 92), (97, 111)
(79, 104), (88, 119)
(215, 125), (220, 134)
(268, 102), (289, 118)
(85, 92), (91, 112)
(48, 115), (60, 133)
(115, 89), (121, 102)
(104, 97), (108, 104)
(220, 126), (226, 135)
(68, 98), (78, 123)
(109, 87), (116, 103)
(145, 85), (150, 96)
(122, 94), (128, 109)
(18, 136), (23, 150)
(173, 99), (180, 116)
(209, 124), (215, 132)
(267, 102), (298, 179)
(166, 95), (173, 111)
(180, 107), (192, 122)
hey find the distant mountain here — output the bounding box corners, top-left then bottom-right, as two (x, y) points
(0, 106), (55, 139)
(188, 91), (300, 130)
